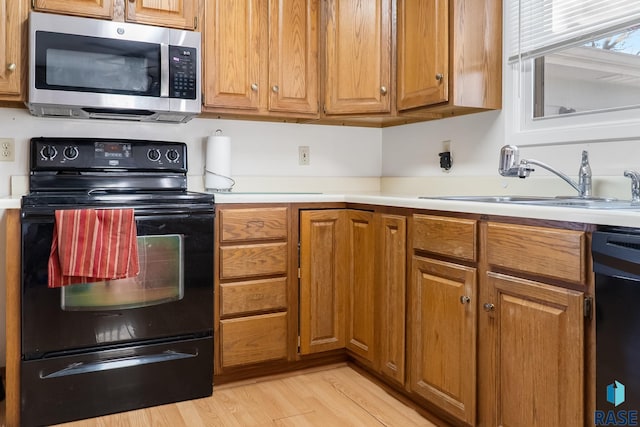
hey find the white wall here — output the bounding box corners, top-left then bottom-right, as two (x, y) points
(0, 108), (383, 197)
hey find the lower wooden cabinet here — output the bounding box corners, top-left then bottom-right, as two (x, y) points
(214, 204), (590, 426)
(344, 210), (376, 363)
(215, 206), (291, 373)
(220, 312), (288, 368)
(299, 209), (347, 354)
(481, 272), (585, 427)
(376, 214), (407, 386)
(298, 208), (381, 366)
(409, 255), (477, 425)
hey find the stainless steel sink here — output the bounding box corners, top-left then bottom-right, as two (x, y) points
(419, 195), (640, 210)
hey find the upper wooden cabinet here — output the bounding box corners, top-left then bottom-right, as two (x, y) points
(397, 0), (502, 117)
(33, 0), (199, 29)
(33, 0), (113, 19)
(0, 0), (28, 100)
(126, 0), (198, 29)
(203, 0), (319, 117)
(397, 0), (448, 110)
(322, 0), (391, 115)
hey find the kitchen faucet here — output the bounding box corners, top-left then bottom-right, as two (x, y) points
(498, 145), (593, 198)
(624, 170), (640, 202)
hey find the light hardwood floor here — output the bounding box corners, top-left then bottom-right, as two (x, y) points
(50, 365), (438, 426)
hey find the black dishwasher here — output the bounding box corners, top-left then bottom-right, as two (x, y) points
(592, 227), (640, 419)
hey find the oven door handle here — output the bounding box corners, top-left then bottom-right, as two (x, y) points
(40, 350), (198, 379)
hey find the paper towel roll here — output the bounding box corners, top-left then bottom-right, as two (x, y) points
(205, 132), (234, 191)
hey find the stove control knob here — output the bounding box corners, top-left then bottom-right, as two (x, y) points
(147, 148), (161, 162)
(63, 146), (79, 161)
(40, 145), (57, 161)
(166, 149), (180, 162)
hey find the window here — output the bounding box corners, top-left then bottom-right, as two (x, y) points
(507, 0), (640, 144)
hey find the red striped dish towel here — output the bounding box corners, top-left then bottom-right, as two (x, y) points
(48, 209), (140, 288)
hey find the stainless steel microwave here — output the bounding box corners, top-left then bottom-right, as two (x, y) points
(27, 12), (201, 123)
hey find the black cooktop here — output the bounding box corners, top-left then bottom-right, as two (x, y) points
(23, 137), (214, 214)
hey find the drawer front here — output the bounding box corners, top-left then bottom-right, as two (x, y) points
(220, 242), (287, 279)
(486, 222), (586, 283)
(220, 277), (287, 317)
(220, 312), (288, 367)
(220, 207), (288, 242)
(413, 214), (477, 262)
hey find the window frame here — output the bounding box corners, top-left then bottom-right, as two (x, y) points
(506, 4), (640, 146)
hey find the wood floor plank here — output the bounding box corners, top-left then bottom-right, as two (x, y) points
(45, 367), (436, 426)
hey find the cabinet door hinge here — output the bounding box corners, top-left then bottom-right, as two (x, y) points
(297, 335), (301, 351)
(298, 267), (301, 279)
(583, 296), (593, 320)
(194, 16), (198, 30)
(31, 0), (35, 8)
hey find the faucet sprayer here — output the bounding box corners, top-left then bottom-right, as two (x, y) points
(498, 145), (593, 198)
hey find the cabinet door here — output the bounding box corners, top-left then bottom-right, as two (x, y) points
(397, 0), (448, 110)
(0, 0), (26, 98)
(203, 0), (267, 110)
(33, 0), (113, 19)
(410, 256), (476, 425)
(126, 0), (198, 29)
(323, 0), (391, 114)
(345, 210), (375, 362)
(484, 272), (584, 427)
(268, 0), (319, 114)
(299, 210), (347, 354)
(376, 214), (406, 386)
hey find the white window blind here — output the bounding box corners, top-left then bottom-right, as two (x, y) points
(508, 0), (640, 63)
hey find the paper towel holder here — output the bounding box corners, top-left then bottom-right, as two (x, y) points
(205, 129), (235, 192)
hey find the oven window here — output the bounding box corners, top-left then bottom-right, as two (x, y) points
(61, 235), (184, 311)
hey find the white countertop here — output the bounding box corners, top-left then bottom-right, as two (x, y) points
(4, 192), (640, 228)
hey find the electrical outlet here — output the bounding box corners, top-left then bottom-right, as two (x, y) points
(439, 140), (452, 171)
(0, 138), (14, 162)
(299, 146), (310, 165)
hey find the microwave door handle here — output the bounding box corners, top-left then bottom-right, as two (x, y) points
(160, 43), (169, 98)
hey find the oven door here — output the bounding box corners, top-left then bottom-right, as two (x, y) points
(21, 206), (214, 360)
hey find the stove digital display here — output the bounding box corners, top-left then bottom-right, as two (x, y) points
(94, 142), (132, 159)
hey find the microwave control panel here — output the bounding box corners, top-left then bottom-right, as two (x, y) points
(169, 46), (197, 100)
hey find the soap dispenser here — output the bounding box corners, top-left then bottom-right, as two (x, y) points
(578, 150), (592, 198)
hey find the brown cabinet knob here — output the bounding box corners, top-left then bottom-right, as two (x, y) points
(483, 302), (495, 312)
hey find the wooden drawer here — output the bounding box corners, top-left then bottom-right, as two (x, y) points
(220, 312), (288, 367)
(486, 222), (586, 284)
(220, 242), (287, 279)
(220, 207), (288, 242)
(220, 277), (287, 317)
(413, 214), (477, 262)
